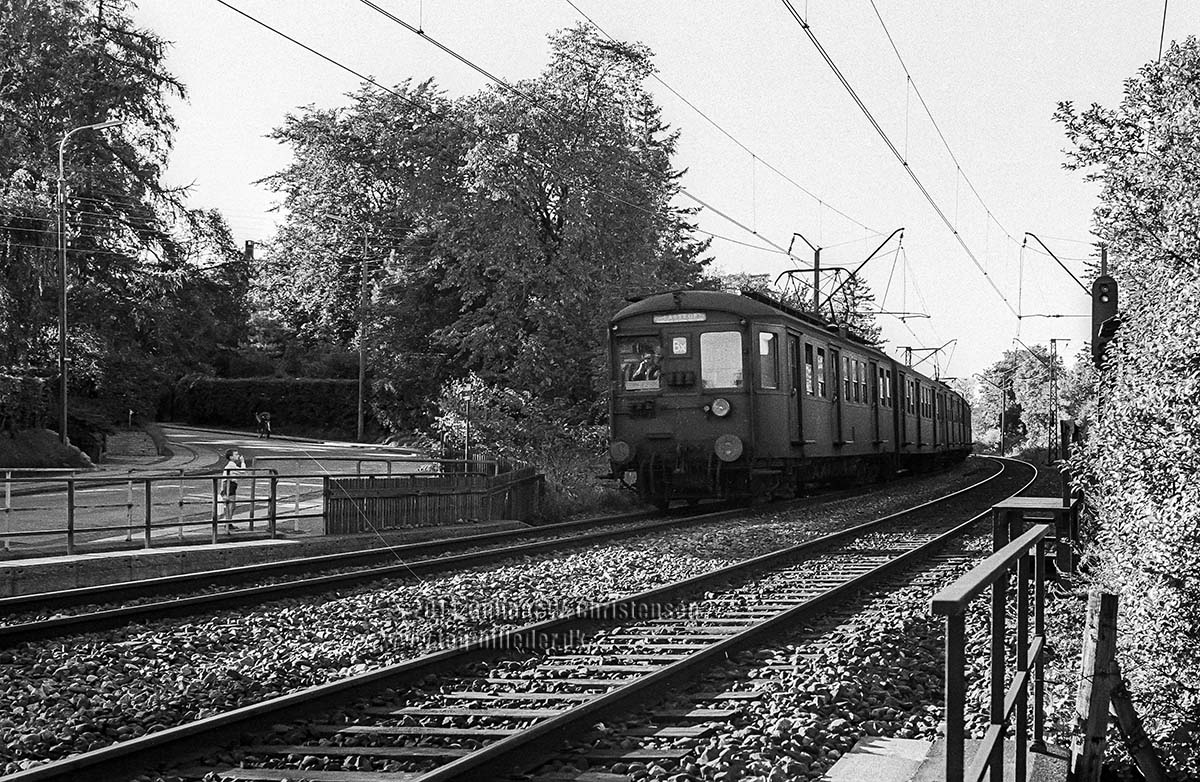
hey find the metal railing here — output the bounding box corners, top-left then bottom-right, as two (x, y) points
(931, 516), (1052, 782)
(1, 460), (541, 558)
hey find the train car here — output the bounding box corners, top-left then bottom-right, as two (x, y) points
(606, 289), (971, 508)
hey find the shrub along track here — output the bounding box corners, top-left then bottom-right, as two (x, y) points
(0, 457), (1034, 782)
(0, 468), (984, 645)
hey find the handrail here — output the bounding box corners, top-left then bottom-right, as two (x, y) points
(931, 524), (1050, 613)
(930, 519), (1053, 782)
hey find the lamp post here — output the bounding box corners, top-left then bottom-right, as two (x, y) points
(57, 119), (124, 444)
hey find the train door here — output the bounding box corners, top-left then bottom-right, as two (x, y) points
(830, 347), (844, 444)
(788, 334), (804, 445)
(869, 360), (880, 446)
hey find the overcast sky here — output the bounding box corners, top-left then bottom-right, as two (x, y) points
(130, 1), (1189, 382)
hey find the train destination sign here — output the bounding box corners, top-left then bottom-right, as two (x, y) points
(652, 312), (707, 323)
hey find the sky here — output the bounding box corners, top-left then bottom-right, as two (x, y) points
(129, 0), (1191, 383)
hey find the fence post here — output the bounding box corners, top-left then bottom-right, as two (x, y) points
(1033, 539), (1047, 751)
(143, 478), (153, 549)
(944, 611), (966, 782)
(66, 479), (76, 555)
(125, 478), (134, 543)
(293, 478), (301, 533)
(322, 475), (330, 535)
(177, 474), (185, 541)
(3, 470), (11, 552)
(211, 477), (219, 544)
(248, 473), (257, 530)
(268, 475), (278, 539)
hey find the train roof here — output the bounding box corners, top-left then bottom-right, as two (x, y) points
(613, 288), (964, 398)
(613, 288), (876, 346)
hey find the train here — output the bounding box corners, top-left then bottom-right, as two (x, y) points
(606, 289), (972, 508)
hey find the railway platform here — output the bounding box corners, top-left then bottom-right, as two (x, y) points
(824, 736), (1069, 781)
(0, 518), (527, 596)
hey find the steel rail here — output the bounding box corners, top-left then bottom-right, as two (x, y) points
(0, 457), (1028, 782)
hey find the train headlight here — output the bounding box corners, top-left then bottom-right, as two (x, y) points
(710, 397), (731, 417)
(714, 434), (743, 462)
(609, 440), (633, 465)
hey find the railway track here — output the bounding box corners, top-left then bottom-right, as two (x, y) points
(0, 469), (972, 645)
(2, 456), (1033, 782)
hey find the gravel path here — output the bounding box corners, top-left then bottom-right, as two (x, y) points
(0, 465), (988, 773)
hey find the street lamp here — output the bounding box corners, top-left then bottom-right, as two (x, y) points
(57, 119), (124, 444)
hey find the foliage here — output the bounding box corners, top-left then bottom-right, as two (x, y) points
(0, 1), (248, 428)
(0, 373), (47, 431)
(972, 347), (1066, 451)
(262, 25), (710, 429)
(172, 376), (358, 434)
(431, 374), (632, 520)
(0, 428), (93, 469)
(713, 269), (883, 343)
(1057, 37), (1200, 774)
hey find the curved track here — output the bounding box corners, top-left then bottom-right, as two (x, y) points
(0, 457), (1034, 782)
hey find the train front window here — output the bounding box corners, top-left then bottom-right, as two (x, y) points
(700, 331), (743, 389)
(617, 336), (662, 391)
(758, 332), (778, 389)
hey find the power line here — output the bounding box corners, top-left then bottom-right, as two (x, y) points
(216, 0), (810, 266)
(347, 0), (818, 264)
(562, 0), (879, 236)
(777, 0), (1021, 319)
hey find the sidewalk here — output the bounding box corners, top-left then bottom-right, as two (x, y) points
(162, 422), (428, 455)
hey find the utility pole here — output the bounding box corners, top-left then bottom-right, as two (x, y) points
(357, 226), (369, 442)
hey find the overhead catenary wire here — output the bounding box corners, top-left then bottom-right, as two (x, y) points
(215, 0), (812, 266)
(778, 0), (1021, 320)
(562, 0), (879, 236)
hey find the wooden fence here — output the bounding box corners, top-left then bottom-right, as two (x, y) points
(324, 465), (543, 534)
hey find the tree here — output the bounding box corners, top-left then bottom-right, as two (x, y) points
(972, 347), (1066, 451)
(1057, 36), (1200, 775)
(264, 26), (710, 428)
(0, 0), (246, 423)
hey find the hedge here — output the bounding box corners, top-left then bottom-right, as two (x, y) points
(172, 376), (358, 432)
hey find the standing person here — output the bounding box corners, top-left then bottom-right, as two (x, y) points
(220, 448), (246, 533)
(255, 409), (271, 439)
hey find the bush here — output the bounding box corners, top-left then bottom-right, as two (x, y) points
(430, 374), (637, 521)
(0, 428), (93, 469)
(173, 375), (359, 434)
(0, 373), (48, 432)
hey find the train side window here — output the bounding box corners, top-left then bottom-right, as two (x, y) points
(857, 362), (866, 403)
(804, 344), (815, 395)
(906, 380), (916, 414)
(886, 370), (893, 407)
(758, 332), (778, 389)
(816, 348), (827, 397)
(700, 331), (743, 389)
(842, 356), (852, 401)
(878, 367), (887, 406)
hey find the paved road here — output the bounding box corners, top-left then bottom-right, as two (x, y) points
(1, 426), (432, 557)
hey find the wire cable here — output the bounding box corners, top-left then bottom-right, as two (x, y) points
(778, 0), (1021, 319)
(563, 0), (879, 235)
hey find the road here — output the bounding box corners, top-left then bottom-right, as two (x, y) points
(1, 426), (433, 557)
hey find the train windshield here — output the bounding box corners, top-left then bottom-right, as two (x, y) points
(617, 336), (662, 391)
(701, 331), (743, 389)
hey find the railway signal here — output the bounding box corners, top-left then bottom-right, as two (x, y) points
(1091, 248), (1119, 369)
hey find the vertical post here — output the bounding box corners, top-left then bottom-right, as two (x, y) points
(143, 479), (153, 549)
(357, 225), (368, 442)
(294, 478), (302, 533)
(812, 246), (821, 314)
(944, 612), (966, 782)
(1049, 339), (1057, 462)
(248, 474), (257, 530)
(177, 474), (185, 541)
(3, 470), (11, 552)
(322, 475), (330, 535)
(57, 172), (68, 444)
(1016, 547), (1031, 782)
(66, 479), (75, 555)
(211, 477), (219, 544)
(268, 475), (278, 539)
(464, 395), (471, 463)
(1033, 539), (1047, 751)
(989, 510), (1009, 782)
(125, 478), (134, 543)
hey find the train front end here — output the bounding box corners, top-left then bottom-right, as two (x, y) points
(607, 291), (755, 508)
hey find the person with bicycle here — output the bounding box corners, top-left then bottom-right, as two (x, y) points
(255, 409), (271, 439)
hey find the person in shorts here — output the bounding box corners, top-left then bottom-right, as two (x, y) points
(220, 448), (246, 532)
